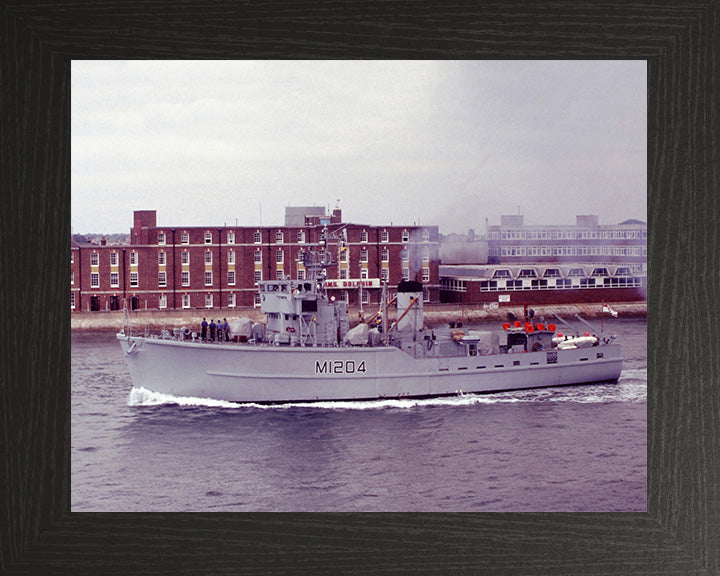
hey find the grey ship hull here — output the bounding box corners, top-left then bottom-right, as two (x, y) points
(117, 334), (623, 403)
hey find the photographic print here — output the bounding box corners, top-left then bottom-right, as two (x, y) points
(71, 60), (646, 513)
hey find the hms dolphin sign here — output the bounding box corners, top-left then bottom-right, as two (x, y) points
(324, 279), (381, 289)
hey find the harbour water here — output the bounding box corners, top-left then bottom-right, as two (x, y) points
(71, 317), (646, 512)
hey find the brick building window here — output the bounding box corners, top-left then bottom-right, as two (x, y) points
(227, 270), (236, 285)
(360, 230), (368, 243)
(297, 269), (305, 280)
(110, 252), (118, 266)
(381, 269), (389, 282)
(71, 293), (75, 309)
(181, 232), (189, 244)
(360, 249), (368, 263)
(276, 250), (284, 264)
(205, 271), (213, 286)
(276, 270), (284, 280)
(401, 248), (409, 261)
(402, 229), (409, 242)
(110, 272), (119, 288)
(228, 251), (235, 265)
(254, 230), (262, 243)
(71, 271), (75, 285)
(381, 248), (389, 262)
(159, 294), (167, 309)
(90, 253), (99, 266)
(254, 250), (262, 263)
(254, 270), (262, 283)
(422, 267), (430, 282)
(204, 251), (212, 264)
(181, 252), (189, 265)
(228, 293), (236, 307)
(181, 271), (190, 286)
(402, 268), (410, 281)
(254, 293), (261, 307)
(422, 229), (430, 242)
(90, 273), (99, 288)
(129, 252), (137, 266)
(71, 252), (74, 264)
(182, 294), (190, 308)
(360, 268), (368, 280)
(227, 230), (235, 244)
(205, 294), (213, 308)
(130, 272), (138, 287)
(158, 232), (166, 245)
(204, 232), (212, 244)
(339, 269), (348, 279)
(158, 252), (166, 266)
(381, 230), (389, 243)
(275, 231), (284, 243)
(297, 230), (305, 243)
(158, 271), (167, 287)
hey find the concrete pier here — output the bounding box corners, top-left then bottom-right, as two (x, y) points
(72, 302), (646, 332)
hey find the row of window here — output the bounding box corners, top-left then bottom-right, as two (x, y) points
(441, 277), (643, 292)
(490, 229), (647, 241)
(498, 245), (647, 257)
(154, 228), (433, 246)
(490, 266), (635, 279)
(81, 266), (432, 289)
(77, 247), (433, 267)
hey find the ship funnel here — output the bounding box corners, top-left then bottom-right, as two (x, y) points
(396, 281), (423, 333)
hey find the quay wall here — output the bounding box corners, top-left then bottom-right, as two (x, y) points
(72, 301), (646, 332)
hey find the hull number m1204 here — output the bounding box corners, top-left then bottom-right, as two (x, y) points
(315, 360), (367, 374)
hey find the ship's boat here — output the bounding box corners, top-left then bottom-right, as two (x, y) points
(117, 226), (622, 403)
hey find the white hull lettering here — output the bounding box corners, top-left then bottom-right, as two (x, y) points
(315, 360), (367, 374)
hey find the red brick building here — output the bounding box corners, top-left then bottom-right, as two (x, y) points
(71, 208), (441, 312)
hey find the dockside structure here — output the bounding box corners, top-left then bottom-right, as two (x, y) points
(71, 208), (441, 312)
(440, 215), (647, 305)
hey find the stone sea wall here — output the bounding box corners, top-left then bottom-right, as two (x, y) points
(72, 301), (646, 332)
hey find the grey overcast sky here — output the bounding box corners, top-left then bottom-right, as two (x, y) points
(71, 60), (646, 235)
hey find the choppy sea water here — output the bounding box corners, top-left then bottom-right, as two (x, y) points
(72, 317), (646, 512)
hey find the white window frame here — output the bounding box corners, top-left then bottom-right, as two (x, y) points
(228, 251), (235, 265)
(205, 251), (213, 264)
(129, 252), (138, 266)
(254, 250), (262, 263)
(205, 293), (213, 308)
(90, 252), (99, 266)
(227, 230), (235, 244)
(204, 232), (212, 244)
(181, 251), (189, 265)
(182, 294), (191, 309)
(158, 271), (167, 287)
(181, 271), (190, 286)
(110, 272), (119, 288)
(275, 230), (284, 244)
(254, 230), (262, 243)
(90, 272), (99, 288)
(254, 270), (262, 284)
(181, 232), (190, 245)
(205, 271), (213, 286)
(70, 292), (76, 309)
(381, 230), (389, 243)
(158, 232), (166, 245)
(227, 270), (236, 285)
(159, 294), (167, 309)
(158, 252), (166, 266)
(228, 293), (236, 308)
(402, 229), (409, 242)
(360, 230), (368, 243)
(130, 272), (138, 287)
(110, 252), (118, 266)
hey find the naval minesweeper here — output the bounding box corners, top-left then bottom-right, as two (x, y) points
(117, 226), (622, 403)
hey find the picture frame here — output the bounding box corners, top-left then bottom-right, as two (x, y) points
(2, 1), (716, 573)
